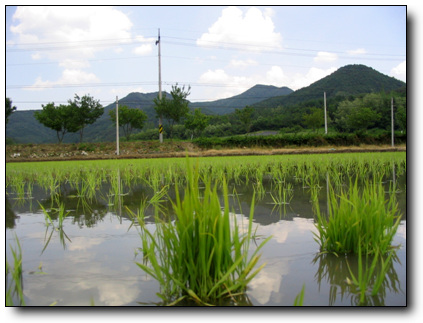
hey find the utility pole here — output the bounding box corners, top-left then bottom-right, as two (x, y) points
(391, 97), (394, 147)
(324, 92), (328, 134)
(116, 96), (119, 155)
(156, 28), (163, 143)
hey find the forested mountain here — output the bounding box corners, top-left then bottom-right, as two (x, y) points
(253, 64), (405, 109)
(6, 64), (406, 144)
(193, 84), (293, 114)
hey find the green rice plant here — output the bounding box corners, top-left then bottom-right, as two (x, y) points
(39, 203), (72, 252)
(6, 235), (25, 306)
(270, 182), (293, 205)
(133, 158), (271, 305)
(293, 284), (306, 306)
(345, 241), (395, 305)
(313, 176), (402, 256)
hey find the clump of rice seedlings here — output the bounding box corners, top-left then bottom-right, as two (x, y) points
(345, 242), (396, 305)
(6, 235), (25, 306)
(133, 159), (271, 306)
(313, 176), (401, 256)
(269, 182), (293, 206)
(39, 203), (72, 252)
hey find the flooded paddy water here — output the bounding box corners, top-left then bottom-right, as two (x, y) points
(6, 152), (406, 306)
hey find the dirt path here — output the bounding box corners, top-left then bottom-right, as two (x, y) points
(6, 141), (406, 163)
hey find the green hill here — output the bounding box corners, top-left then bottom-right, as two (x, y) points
(192, 84), (293, 114)
(253, 64), (405, 108)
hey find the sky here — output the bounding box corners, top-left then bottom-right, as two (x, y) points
(5, 5), (407, 111)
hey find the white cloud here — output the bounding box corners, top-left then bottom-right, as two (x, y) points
(132, 35), (155, 55)
(197, 6), (282, 52)
(229, 58), (258, 69)
(28, 69), (100, 91)
(390, 60), (406, 82)
(198, 68), (255, 99)
(133, 44), (153, 55)
(290, 67), (337, 90)
(265, 66), (289, 86)
(10, 6), (134, 67)
(347, 48), (367, 56)
(197, 65), (336, 100)
(313, 51), (338, 63)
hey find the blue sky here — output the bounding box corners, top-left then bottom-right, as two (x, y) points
(5, 5), (407, 111)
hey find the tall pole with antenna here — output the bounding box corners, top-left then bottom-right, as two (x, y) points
(156, 28), (163, 143)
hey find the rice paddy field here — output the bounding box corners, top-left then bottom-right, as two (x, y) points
(5, 152), (406, 306)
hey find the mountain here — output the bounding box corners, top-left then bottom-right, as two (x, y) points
(253, 64), (406, 109)
(192, 84), (293, 114)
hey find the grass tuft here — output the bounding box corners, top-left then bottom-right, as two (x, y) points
(313, 177), (401, 256)
(131, 158), (271, 305)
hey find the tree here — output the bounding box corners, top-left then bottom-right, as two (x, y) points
(68, 94), (103, 143)
(302, 107), (323, 133)
(395, 106), (406, 132)
(347, 106), (381, 132)
(6, 98), (17, 126)
(153, 84), (191, 138)
(235, 106), (254, 134)
(109, 105), (148, 141)
(34, 103), (78, 144)
(184, 108), (210, 140)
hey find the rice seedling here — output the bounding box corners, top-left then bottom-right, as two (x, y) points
(6, 235), (25, 306)
(313, 176), (402, 256)
(293, 284), (306, 306)
(39, 203), (72, 252)
(269, 182), (293, 206)
(345, 241), (396, 305)
(132, 158), (271, 305)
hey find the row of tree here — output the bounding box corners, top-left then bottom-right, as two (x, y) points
(6, 85), (406, 144)
(33, 94), (104, 144)
(7, 84), (210, 144)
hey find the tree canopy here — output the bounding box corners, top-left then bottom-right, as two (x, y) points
(153, 84), (191, 138)
(109, 105), (148, 140)
(68, 94), (104, 142)
(34, 103), (78, 144)
(6, 98), (17, 126)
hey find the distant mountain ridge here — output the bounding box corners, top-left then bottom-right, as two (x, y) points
(193, 84), (293, 114)
(6, 64), (405, 144)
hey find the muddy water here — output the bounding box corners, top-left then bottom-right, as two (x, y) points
(6, 175), (406, 306)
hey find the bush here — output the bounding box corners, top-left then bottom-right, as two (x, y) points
(193, 132), (406, 149)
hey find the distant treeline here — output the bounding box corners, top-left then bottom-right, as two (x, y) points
(193, 132), (407, 149)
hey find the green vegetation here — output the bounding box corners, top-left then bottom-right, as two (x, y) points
(313, 178), (402, 256)
(109, 105), (148, 140)
(345, 244), (396, 305)
(184, 108), (210, 139)
(6, 235), (25, 306)
(194, 131), (406, 149)
(34, 94), (103, 144)
(129, 159), (270, 305)
(153, 84), (191, 138)
(7, 64), (406, 144)
(5, 152), (406, 306)
(6, 97), (17, 126)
